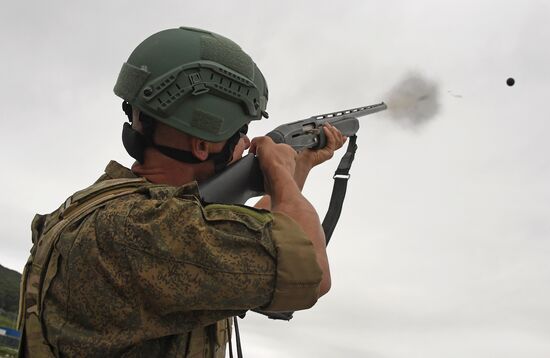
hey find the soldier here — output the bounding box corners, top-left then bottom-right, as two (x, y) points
(17, 27), (346, 357)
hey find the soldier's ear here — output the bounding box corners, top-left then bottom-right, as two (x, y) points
(190, 137), (210, 161)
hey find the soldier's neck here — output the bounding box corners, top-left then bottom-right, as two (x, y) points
(131, 148), (215, 186)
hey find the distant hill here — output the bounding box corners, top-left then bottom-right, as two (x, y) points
(0, 265), (21, 314)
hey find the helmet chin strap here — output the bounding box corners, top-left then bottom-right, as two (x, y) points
(122, 101), (244, 173)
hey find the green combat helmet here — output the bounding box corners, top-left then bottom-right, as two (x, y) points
(113, 27), (269, 168)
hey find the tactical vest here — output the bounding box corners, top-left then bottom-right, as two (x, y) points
(17, 177), (232, 357)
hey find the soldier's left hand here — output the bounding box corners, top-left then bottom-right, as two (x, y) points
(297, 124), (347, 168)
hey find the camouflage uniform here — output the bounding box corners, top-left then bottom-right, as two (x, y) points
(19, 161), (322, 357)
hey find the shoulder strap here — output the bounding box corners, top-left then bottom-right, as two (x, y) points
(18, 178), (148, 357)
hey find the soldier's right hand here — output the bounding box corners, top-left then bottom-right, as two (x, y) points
(249, 136), (298, 197)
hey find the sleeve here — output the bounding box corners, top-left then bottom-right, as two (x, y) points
(95, 194), (321, 315)
(260, 212), (322, 311)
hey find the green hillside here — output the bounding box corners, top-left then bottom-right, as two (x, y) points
(0, 265), (21, 315)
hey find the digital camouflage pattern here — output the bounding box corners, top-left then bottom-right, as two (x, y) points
(21, 161), (322, 357)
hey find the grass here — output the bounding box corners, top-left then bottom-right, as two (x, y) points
(0, 316), (16, 330)
(0, 345), (18, 358)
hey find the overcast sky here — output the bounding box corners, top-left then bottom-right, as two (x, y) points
(1, 0), (549, 357)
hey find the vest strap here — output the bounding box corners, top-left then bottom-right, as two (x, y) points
(18, 178), (148, 357)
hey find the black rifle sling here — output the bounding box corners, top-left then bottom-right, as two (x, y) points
(322, 134), (357, 244)
(254, 135), (359, 323)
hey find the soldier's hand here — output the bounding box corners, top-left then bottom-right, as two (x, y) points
(297, 123), (347, 169)
(250, 136), (297, 196)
